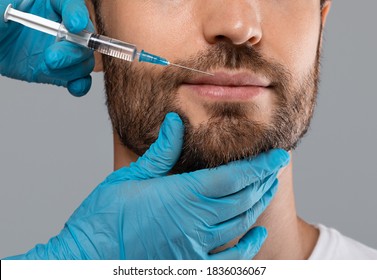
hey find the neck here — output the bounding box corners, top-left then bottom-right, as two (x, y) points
(113, 133), (319, 259)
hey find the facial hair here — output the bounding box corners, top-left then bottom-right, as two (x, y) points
(103, 42), (320, 173)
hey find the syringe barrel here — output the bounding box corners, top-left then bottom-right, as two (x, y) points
(87, 34), (138, 62)
(57, 25), (92, 48)
(57, 26), (137, 62)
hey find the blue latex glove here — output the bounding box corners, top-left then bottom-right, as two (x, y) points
(5, 113), (290, 260)
(0, 0), (95, 97)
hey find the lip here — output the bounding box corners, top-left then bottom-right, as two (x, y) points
(182, 72), (271, 101)
(186, 72), (271, 87)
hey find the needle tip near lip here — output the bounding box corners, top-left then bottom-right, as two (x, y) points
(169, 63), (214, 76)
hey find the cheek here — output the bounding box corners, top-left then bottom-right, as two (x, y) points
(102, 1), (194, 59)
(261, 5), (321, 80)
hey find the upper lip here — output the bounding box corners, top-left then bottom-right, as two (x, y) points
(184, 71), (271, 87)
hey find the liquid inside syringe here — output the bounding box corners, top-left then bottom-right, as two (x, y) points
(4, 4), (213, 76)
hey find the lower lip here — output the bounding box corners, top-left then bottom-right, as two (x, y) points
(182, 84), (268, 101)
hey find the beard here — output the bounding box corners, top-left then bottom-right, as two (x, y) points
(103, 41), (320, 174)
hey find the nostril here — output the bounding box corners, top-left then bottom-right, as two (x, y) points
(214, 35), (235, 44)
(213, 32), (261, 46)
(215, 35), (227, 41)
(249, 36), (261, 46)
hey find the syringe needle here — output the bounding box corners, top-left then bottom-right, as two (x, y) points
(138, 51), (213, 76)
(169, 63), (214, 76)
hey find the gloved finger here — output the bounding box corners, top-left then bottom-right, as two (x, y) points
(67, 75), (92, 97)
(208, 226), (268, 260)
(86, 17), (95, 33)
(50, 0), (89, 33)
(45, 41), (94, 70)
(207, 180), (278, 250)
(205, 174), (278, 225)
(42, 56), (95, 81)
(130, 113), (184, 179)
(186, 149), (289, 198)
(106, 112), (185, 183)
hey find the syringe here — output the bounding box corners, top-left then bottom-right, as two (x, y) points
(3, 4), (213, 76)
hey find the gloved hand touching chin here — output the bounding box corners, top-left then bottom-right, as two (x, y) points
(0, 0), (94, 97)
(4, 113), (290, 260)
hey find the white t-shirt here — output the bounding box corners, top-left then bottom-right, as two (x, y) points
(308, 224), (377, 260)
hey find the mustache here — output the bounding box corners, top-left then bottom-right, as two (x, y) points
(155, 42), (292, 97)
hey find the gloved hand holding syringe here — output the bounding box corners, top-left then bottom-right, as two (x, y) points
(4, 4), (213, 76)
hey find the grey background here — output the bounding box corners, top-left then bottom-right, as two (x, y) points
(1, 0), (376, 258)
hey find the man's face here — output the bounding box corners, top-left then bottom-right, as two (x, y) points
(95, 0), (328, 173)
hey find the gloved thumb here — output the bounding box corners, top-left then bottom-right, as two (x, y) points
(106, 112), (185, 182)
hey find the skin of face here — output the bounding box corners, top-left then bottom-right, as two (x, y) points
(99, 0), (322, 75)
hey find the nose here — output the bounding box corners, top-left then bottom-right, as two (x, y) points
(200, 0), (262, 46)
